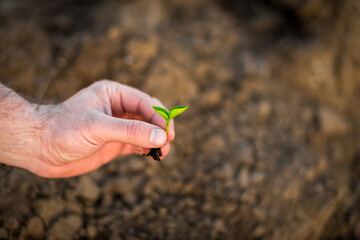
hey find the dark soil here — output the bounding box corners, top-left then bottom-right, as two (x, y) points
(146, 148), (162, 161)
(0, 0), (360, 239)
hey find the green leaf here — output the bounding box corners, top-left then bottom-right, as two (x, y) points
(152, 106), (169, 120)
(169, 106), (188, 119)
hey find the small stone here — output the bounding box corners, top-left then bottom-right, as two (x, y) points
(107, 27), (122, 41)
(223, 204), (238, 216)
(241, 52), (263, 77)
(319, 107), (349, 135)
(76, 176), (100, 202)
(236, 142), (254, 165)
(48, 215), (82, 240)
(159, 207), (168, 218)
(250, 171), (265, 184)
(221, 164), (235, 179)
(129, 199), (152, 218)
(86, 224), (97, 238)
(66, 201), (83, 214)
(253, 208), (266, 222)
(27, 216), (44, 238)
(35, 198), (66, 224)
(213, 219), (226, 233)
(183, 182), (197, 194)
(253, 225), (266, 237)
(123, 55), (134, 66)
(256, 101), (272, 122)
(98, 215), (114, 226)
(103, 177), (137, 196)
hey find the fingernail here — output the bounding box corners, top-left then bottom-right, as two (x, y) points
(150, 128), (167, 146)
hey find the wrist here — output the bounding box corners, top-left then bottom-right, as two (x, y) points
(0, 92), (46, 173)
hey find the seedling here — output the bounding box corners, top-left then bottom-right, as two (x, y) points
(146, 105), (188, 161)
(152, 105), (188, 133)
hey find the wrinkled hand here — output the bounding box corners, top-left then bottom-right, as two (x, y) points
(35, 80), (174, 178)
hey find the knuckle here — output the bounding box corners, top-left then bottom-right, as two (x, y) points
(96, 79), (111, 85)
(125, 121), (141, 141)
(82, 114), (98, 130)
(91, 81), (106, 92)
(91, 80), (112, 93)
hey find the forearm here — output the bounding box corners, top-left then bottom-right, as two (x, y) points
(0, 84), (44, 171)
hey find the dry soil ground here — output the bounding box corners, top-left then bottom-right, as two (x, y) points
(0, 0), (360, 239)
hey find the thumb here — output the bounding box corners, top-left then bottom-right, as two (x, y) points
(100, 116), (168, 148)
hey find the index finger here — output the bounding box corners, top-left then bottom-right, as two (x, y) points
(103, 81), (174, 140)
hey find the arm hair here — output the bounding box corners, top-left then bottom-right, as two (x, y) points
(0, 83), (44, 171)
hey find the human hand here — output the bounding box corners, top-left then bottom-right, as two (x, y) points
(33, 80), (175, 178)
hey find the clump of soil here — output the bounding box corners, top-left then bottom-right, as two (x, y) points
(146, 148), (162, 161)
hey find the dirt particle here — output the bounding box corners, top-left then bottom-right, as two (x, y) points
(283, 180), (302, 200)
(251, 171), (265, 184)
(35, 198), (66, 224)
(253, 225), (267, 237)
(146, 148), (162, 161)
(236, 142), (254, 166)
(76, 176), (100, 202)
(159, 207), (168, 218)
(86, 224), (97, 238)
(213, 219), (226, 233)
(256, 101), (272, 122)
(319, 107), (349, 136)
(26, 216), (44, 238)
(48, 215), (82, 240)
(65, 201), (83, 215)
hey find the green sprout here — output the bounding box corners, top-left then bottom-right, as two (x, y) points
(152, 105), (188, 133)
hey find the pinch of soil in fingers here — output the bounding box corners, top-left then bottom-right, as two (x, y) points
(145, 148), (162, 161)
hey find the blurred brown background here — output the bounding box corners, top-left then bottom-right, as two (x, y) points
(0, 0), (359, 239)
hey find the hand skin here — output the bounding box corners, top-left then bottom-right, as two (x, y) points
(0, 80), (175, 178)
